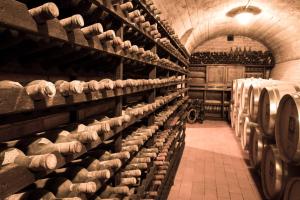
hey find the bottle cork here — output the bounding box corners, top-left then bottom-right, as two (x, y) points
(28, 3), (59, 24)
(25, 80), (56, 100)
(70, 182), (97, 193)
(60, 14), (84, 31)
(81, 23), (104, 39)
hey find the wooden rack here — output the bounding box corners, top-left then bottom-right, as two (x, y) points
(0, 0), (189, 199)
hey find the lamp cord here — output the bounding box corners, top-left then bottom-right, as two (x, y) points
(245, 0), (251, 8)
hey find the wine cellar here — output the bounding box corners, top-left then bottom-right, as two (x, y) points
(2, 0), (300, 200)
(0, 0), (188, 199)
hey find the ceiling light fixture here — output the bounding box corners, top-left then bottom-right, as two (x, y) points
(235, 12), (254, 25)
(226, 1), (261, 25)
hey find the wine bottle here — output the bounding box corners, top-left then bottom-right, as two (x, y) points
(122, 139), (144, 146)
(153, 175), (164, 180)
(72, 157), (122, 171)
(120, 2), (133, 12)
(121, 41), (132, 51)
(114, 80), (126, 88)
(128, 45), (139, 55)
(98, 79), (115, 90)
(136, 152), (157, 158)
(131, 157), (151, 163)
(98, 186), (129, 198)
(51, 130), (99, 144)
(121, 169), (141, 178)
(87, 121), (111, 133)
(60, 14), (85, 31)
(28, 3), (59, 24)
(140, 148), (159, 153)
(55, 80), (84, 96)
(81, 23), (103, 39)
(157, 170), (167, 175)
(53, 166), (110, 182)
(98, 151), (130, 162)
(4, 189), (82, 200)
(33, 177), (96, 197)
(127, 10), (140, 21)
(121, 145), (139, 153)
(107, 37), (124, 49)
(125, 163), (148, 170)
(98, 30), (116, 42)
(133, 16), (145, 24)
(140, 21), (150, 29)
(120, 177), (136, 186)
(25, 80), (56, 100)
(82, 80), (100, 92)
(21, 137), (82, 156)
(101, 116), (123, 127)
(126, 135), (148, 141)
(0, 148), (57, 171)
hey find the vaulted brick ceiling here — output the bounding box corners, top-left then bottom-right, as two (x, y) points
(153, 0), (300, 64)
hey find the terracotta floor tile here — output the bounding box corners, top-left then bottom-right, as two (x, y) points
(167, 121), (263, 200)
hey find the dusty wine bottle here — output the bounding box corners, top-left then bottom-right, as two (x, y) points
(98, 186), (129, 198)
(25, 80), (56, 100)
(53, 166), (110, 182)
(55, 80), (84, 96)
(121, 169), (141, 177)
(4, 189), (82, 200)
(23, 137), (82, 156)
(60, 14), (85, 31)
(34, 177), (96, 197)
(82, 80), (100, 92)
(0, 148), (57, 171)
(81, 23), (104, 39)
(28, 3), (59, 24)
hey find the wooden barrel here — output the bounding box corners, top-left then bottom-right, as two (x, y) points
(284, 178), (300, 200)
(275, 92), (300, 163)
(249, 127), (267, 169)
(230, 103), (235, 128)
(241, 116), (258, 150)
(239, 78), (256, 115)
(231, 79), (237, 102)
(248, 79), (280, 122)
(235, 110), (242, 137)
(233, 78), (246, 111)
(261, 145), (286, 200)
(258, 83), (300, 137)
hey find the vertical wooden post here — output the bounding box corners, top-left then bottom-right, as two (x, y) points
(147, 45), (157, 126)
(113, 21), (124, 186)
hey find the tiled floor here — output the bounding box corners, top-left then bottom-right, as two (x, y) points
(168, 121), (263, 200)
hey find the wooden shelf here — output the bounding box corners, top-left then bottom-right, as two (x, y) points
(0, 80), (185, 116)
(0, 90), (188, 199)
(90, 0), (189, 67)
(131, 0), (190, 59)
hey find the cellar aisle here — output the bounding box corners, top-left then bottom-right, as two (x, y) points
(167, 121), (262, 200)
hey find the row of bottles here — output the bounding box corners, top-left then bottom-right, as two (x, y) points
(139, 0), (187, 61)
(17, 0), (187, 64)
(190, 50), (274, 65)
(0, 77), (181, 101)
(145, 128), (183, 199)
(7, 1), (187, 73)
(0, 91), (183, 171)
(154, 97), (188, 126)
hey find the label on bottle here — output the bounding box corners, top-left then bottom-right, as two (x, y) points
(2, 149), (18, 165)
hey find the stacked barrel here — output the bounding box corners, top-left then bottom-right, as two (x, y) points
(231, 78), (300, 200)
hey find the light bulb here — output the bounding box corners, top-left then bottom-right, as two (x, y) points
(235, 12), (254, 25)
